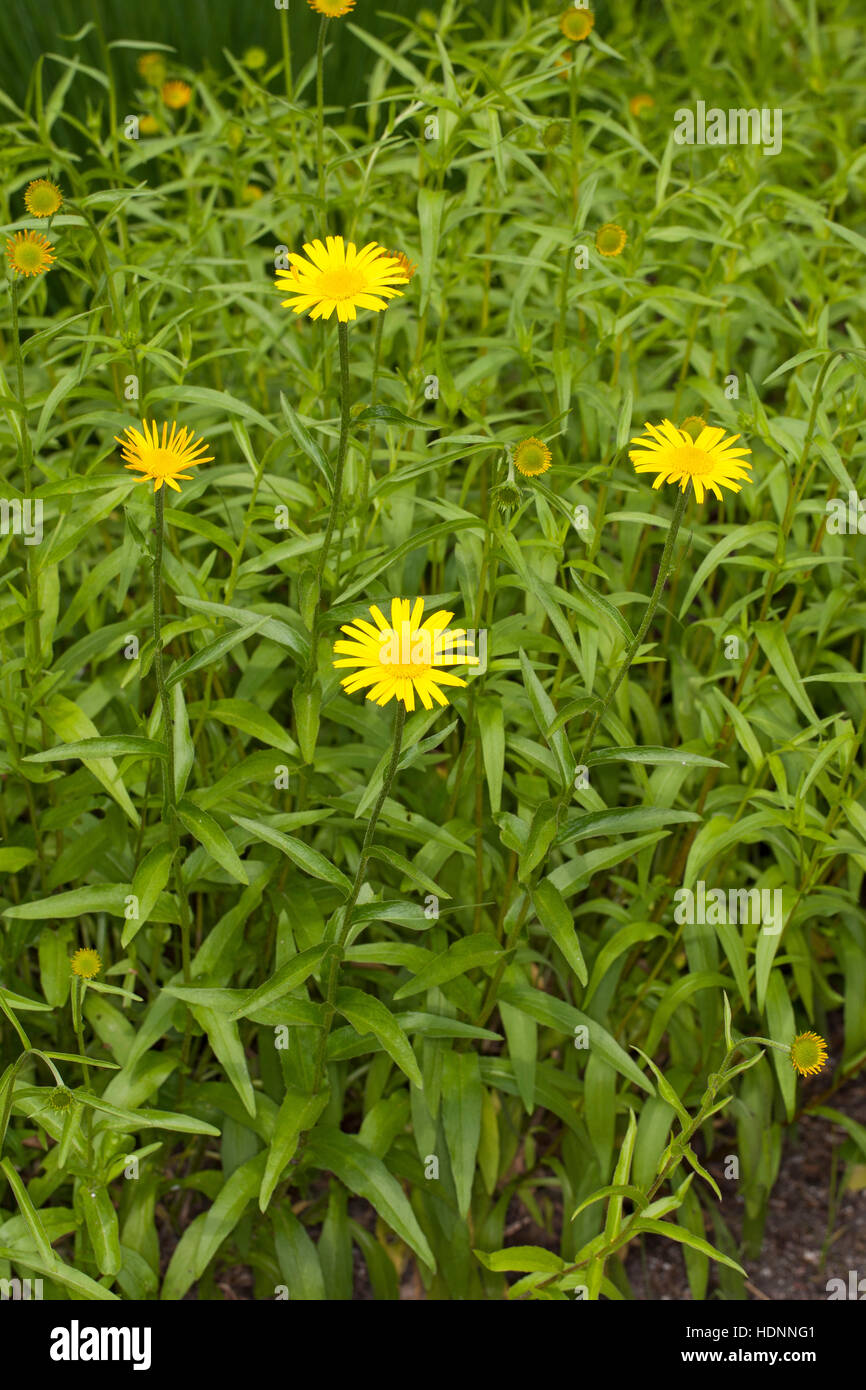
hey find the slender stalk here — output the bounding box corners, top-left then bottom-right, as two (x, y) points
(357, 311), (385, 515)
(316, 17), (329, 212)
(310, 700), (407, 1094)
(575, 486), (689, 772)
(152, 488), (192, 989)
(308, 321), (351, 664)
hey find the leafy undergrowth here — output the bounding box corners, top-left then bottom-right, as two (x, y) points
(1, 0), (865, 1301)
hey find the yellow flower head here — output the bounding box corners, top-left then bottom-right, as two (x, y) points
(629, 93), (655, 117)
(596, 223), (627, 257)
(629, 419), (752, 504)
(115, 419), (214, 493)
(790, 1031), (828, 1077)
(71, 948), (102, 980)
(308, 0), (356, 14)
(513, 437), (552, 478)
(243, 47), (268, 69)
(333, 597), (479, 712)
(24, 179), (63, 218)
(559, 7), (594, 41)
(138, 52), (167, 85)
(5, 229), (56, 278)
(242, 183), (264, 203)
(139, 114), (161, 136)
(276, 236), (410, 323)
(162, 79), (192, 109)
(385, 249), (417, 281)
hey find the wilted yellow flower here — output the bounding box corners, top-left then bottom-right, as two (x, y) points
(790, 1032), (828, 1077)
(70, 948), (102, 980)
(5, 229), (55, 278)
(24, 179), (62, 218)
(333, 598), (478, 711)
(629, 420), (752, 504)
(559, 7), (594, 41)
(115, 419), (214, 493)
(513, 438), (552, 478)
(596, 223), (627, 257)
(385, 249), (417, 281)
(629, 93), (655, 117)
(276, 236), (410, 323)
(138, 52), (167, 86)
(162, 80), (192, 109)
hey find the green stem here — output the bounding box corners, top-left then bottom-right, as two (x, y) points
(357, 311), (385, 515)
(310, 700), (407, 1094)
(575, 486), (689, 772)
(308, 320), (351, 665)
(316, 17), (329, 212)
(152, 488), (192, 990)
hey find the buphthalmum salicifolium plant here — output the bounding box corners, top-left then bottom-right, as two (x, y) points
(0, 0), (863, 1303)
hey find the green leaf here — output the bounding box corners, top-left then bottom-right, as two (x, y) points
(441, 1050), (482, 1219)
(532, 879), (587, 985)
(161, 1153), (266, 1301)
(334, 987), (423, 1088)
(304, 1128), (435, 1271)
(228, 945), (328, 1021)
(178, 799), (248, 885)
(260, 1089), (330, 1212)
(187, 1005), (257, 1118)
(231, 815), (352, 891)
(585, 746), (727, 769)
(753, 622), (819, 726)
(165, 619), (266, 689)
(24, 736), (166, 762)
(355, 404), (432, 428)
(474, 1245), (564, 1274)
(393, 934), (503, 1000)
(629, 1218), (746, 1276)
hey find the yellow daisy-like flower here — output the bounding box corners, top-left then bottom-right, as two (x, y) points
(24, 179), (63, 218)
(276, 236), (410, 323)
(138, 52), (167, 85)
(308, 0), (356, 15)
(629, 419), (752, 504)
(513, 437), (552, 478)
(333, 597), (479, 711)
(139, 114), (161, 136)
(5, 229), (56, 278)
(115, 419), (214, 493)
(596, 223), (627, 257)
(559, 7), (594, 41)
(70, 948), (102, 980)
(629, 93), (655, 117)
(385, 249), (417, 281)
(790, 1031), (828, 1077)
(162, 79), (192, 109)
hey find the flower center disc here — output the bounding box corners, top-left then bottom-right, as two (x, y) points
(318, 267), (368, 301)
(673, 444), (712, 475)
(378, 625), (433, 678)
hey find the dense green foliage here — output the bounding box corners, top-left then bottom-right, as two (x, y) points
(1, 0), (865, 1301)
